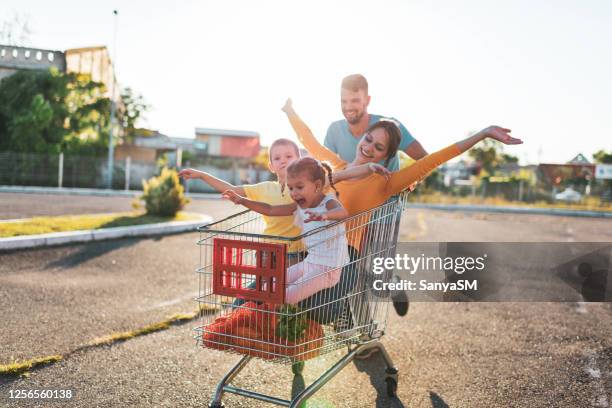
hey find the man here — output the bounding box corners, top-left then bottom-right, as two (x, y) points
(325, 74), (428, 317)
(324, 74), (428, 170)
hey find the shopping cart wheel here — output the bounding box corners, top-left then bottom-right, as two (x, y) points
(208, 403), (224, 408)
(385, 367), (398, 398)
(292, 361), (305, 375)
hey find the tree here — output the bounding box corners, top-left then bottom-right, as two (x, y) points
(593, 150), (612, 164)
(468, 139), (501, 174)
(0, 69), (111, 154)
(468, 138), (519, 174)
(0, 13), (31, 46)
(118, 87), (150, 142)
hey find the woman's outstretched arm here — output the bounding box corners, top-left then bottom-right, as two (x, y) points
(455, 126), (521, 152)
(282, 99), (346, 169)
(385, 126), (522, 196)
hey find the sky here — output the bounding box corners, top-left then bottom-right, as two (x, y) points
(1, 0), (611, 164)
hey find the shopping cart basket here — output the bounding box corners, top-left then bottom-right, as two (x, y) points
(195, 191), (410, 407)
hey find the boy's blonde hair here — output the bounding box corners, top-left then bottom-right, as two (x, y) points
(268, 138), (300, 161)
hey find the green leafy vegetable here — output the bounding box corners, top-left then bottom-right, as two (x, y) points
(275, 305), (308, 342)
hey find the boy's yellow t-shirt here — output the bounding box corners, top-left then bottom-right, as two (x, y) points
(243, 181), (303, 252)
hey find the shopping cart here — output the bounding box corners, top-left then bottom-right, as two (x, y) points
(195, 191), (410, 407)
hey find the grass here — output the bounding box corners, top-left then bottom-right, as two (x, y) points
(0, 355), (62, 377)
(89, 312), (197, 346)
(0, 211), (200, 238)
(411, 192), (612, 212)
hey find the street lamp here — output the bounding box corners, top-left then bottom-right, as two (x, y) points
(107, 9), (119, 189)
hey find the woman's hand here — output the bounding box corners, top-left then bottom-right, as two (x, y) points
(281, 98), (295, 115)
(177, 168), (201, 180)
(304, 210), (327, 223)
(368, 163), (391, 180)
(221, 189), (244, 205)
(477, 126), (522, 145)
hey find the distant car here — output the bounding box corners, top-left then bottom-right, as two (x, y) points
(555, 187), (582, 203)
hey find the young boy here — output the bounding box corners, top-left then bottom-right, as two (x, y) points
(179, 139), (304, 307)
(179, 138), (303, 247)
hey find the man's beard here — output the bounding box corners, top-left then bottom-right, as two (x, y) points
(343, 109), (365, 125)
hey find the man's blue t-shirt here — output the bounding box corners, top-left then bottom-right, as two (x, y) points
(323, 114), (415, 171)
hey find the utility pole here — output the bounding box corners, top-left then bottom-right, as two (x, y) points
(107, 9), (119, 189)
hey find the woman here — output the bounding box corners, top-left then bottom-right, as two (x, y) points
(282, 98), (522, 249)
(281, 99), (522, 327)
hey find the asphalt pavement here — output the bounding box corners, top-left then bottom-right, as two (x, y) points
(0, 195), (611, 407)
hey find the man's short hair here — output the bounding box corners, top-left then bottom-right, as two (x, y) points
(341, 74), (368, 95)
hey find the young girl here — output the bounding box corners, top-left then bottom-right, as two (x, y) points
(222, 157), (354, 304)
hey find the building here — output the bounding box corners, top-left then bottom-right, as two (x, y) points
(0, 45), (65, 81)
(0, 44), (119, 101)
(114, 128), (261, 164)
(114, 131), (178, 163)
(538, 153), (595, 187)
(439, 160), (479, 187)
(64, 46), (118, 100)
(194, 127), (260, 158)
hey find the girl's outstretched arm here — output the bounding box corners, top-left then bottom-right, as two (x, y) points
(222, 190), (296, 216)
(282, 99), (346, 169)
(178, 168), (246, 196)
(332, 163), (391, 184)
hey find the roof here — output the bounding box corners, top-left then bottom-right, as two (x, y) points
(65, 46), (108, 54)
(567, 153), (591, 164)
(169, 137), (196, 147)
(133, 135), (176, 149)
(195, 127), (259, 138)
(0, 44), (64, 54)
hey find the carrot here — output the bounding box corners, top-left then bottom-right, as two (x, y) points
(202, 304), (323, 361)
(202, 316), (232, 350)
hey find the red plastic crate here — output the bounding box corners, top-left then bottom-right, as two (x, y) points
(212, 238), (287, 304)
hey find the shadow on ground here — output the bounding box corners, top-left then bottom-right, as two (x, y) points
(429, 391), (449, 407)
(44, 237), (145, 269)
(352, 353), (408, 408)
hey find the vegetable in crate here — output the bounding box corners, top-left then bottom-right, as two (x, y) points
(276, 305), (308, 342)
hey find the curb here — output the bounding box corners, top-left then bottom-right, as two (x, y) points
(0, 185), (221, 200)
(406, 203), (612, 218)
(0, 216), (213, 251)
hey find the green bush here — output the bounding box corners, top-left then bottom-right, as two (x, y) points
(140, 167), (189, 217)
